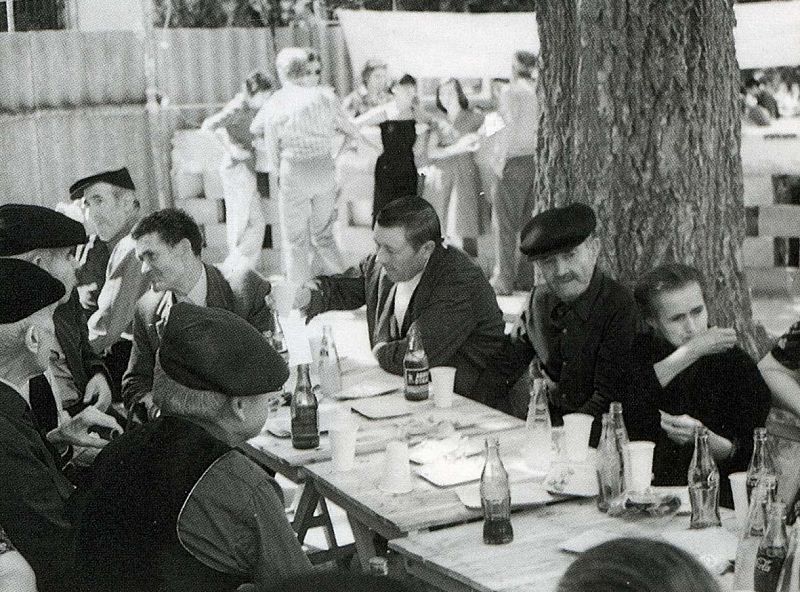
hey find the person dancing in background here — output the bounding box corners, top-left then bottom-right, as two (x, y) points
(342, 59), (392, 118)
(426, 78), (484, 257)
(262, 47), (363, 288)
(203, 71), (274, 270)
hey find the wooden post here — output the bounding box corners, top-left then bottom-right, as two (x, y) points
(6, 0), (16, 32)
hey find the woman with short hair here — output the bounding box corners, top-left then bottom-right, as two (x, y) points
(624, 263), (771, 507)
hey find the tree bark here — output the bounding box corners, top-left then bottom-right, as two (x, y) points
(535, 0), (767, 357)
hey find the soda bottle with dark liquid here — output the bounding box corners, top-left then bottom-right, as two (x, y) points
(747, 427), (778, 503)
(291, 364), (319, 450)
(776, 502), (800, 591)
(688, 426), (722, 529)
(480, 437), (513, 545)
(755, 501), (788, 592)
(403, 322), (430, 402)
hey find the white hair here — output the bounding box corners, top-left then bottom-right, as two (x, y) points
(152, 363), (228, 421)
(276, 47), (312, 82)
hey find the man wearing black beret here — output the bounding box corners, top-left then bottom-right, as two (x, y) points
(0, 204), (113, 423)
(72, 167), (149, 401)
(478, 203), (639, 445)
(0, 259), (122, 592)
(74, 303), (311, 591)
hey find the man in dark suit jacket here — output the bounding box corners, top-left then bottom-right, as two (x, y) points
(122, 208), (274, 413)
(295, 197), (505, 399)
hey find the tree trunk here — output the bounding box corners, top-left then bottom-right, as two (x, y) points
(535, 0), (768, 357)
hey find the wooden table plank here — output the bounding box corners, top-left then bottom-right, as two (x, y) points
(390, 498), (738, 592)
(304, 428), (532, 541)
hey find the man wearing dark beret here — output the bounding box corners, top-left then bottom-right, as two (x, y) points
(0, 204), (113, 423)
(74, 303), (312, 591)
(72, 167), (148, 401)
(0, 259), (122, 592)
(122, 208), (275, 419)
(478, 203), (639, 445)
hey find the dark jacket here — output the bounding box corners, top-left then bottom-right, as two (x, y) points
(0, 381), (75, 592)
(122, 263), (273, 407)
(623, 332), (772, 508)
(73, 417), (244, 592)
(309, 243), (505, 398)
(476, 269), (639, 444)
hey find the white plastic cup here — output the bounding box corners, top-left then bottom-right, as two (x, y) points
(270, 279), (295, 316)
(329, 413), (358, 472)
(562, 413), (594, 462)
(430, 366), (456, 409)
(379, 441), (412, 494)
(728, 472), (749, 532)
(625, 441), (655, 492)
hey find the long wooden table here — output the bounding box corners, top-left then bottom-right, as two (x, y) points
(304, 426), (530, 568)
(389, 498), (738, 592)
(241, 357), (523, 563)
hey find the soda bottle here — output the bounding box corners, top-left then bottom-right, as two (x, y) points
(596, 413), (623, 512)
(747, 427), (778, 503)
(608, 401), (631, 493)
(688, 426), (722, 529)
(777, 503), (800, 592)
(263, 295), (289, 365)
(480, 437), (513, 545)
(524, 361), (552, 472)
(403, 322), (430, 402)
(736, 475), (779, 590)
(755, 501), (788, 592)
(318, 324), (342, 398)
(291, 364), (319, 450)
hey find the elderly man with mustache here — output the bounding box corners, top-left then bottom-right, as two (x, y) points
(477, 203), (640, 445)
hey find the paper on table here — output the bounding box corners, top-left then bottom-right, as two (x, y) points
(409, 436), (483, 464)
(350, 397), (413, 419)
(456, 480), (557, 510)
(332, 376), (404, 400)
(659, 527), (738, 563)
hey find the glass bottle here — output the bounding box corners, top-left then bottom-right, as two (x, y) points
(609, 401), (631, 493)
(688, 426), (722, 529)
(748, 427), (778, 503)
(596, 413), (623, 512)
(736, 476), (779, 591)
(480, 438), (513, 545)
(524, 361), (552, 472)
(755, 501), (788, 592)
(263, 295), (289, 365)
(777, 505), (800, 592)
(403, 322), (430, 402)
(318, 324), (342, 398)
(290, 364), (319, 450)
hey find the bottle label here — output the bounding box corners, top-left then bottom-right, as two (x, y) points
(405, 368), (430, 387)
(291, 407), (319, 449)
(754, 549), (786, 592)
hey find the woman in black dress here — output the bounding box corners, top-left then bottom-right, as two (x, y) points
(360, 74), (423, 218)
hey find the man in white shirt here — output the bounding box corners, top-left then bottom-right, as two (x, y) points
(261, 47), (363, 288)
(294, 198), (505, 398)
(122, 208), (274, 416)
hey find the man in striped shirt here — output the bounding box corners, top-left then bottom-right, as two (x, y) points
(262, 47), (363, 288)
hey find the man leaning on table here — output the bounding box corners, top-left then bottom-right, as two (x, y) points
(294, 197), (506, 399)
(73, 303), (312, 591)
(477, 203), (639, 444)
